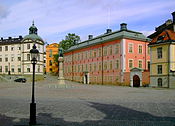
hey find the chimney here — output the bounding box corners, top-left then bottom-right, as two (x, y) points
(19, 36), (22, 39)
(172, 12), (175, 32)
(88, 35), (93, 40)
(120, 23), (127, 31)
(106, 29), (112, 34)
(172, 11), (175, 23)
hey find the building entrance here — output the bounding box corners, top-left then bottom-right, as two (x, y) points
(133, 75), (140, 87)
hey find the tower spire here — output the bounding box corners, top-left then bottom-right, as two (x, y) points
(32, 20), (34, 26)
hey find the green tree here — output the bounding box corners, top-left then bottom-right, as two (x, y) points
(60, 33), (80, 51)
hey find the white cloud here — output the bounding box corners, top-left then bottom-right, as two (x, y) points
(0, 0), (174, 42)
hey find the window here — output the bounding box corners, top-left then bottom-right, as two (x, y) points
(157, 78), (162, 87)
(138, 60), (142, 68)
(18, 66), (21, 72)
(11, 46), (14, 51)
(99, 48), (102, 57)
(94, 63), (96, 71)
(99, 62), (102, 71)
(128, 43), (133, 53)
(49, 60), (52, 66)
(90, 51), (92, 58)
(147, 61), (150, 70)
(11, 65), (14, 73)
(148, 47), (150, 54)
(109, 46), (112, 55)
(0, 46), (2, 51)
(86, 64), (88, 71)
(157, 47), (162, 59)
(138, 45), (142, 54)
(27, 44), (30, 49)
(27, 68), (30, 72)
(5, 66), (8, 72)
(94, 50), (97, 58)
(11, 54), (14, 61)
(115, 44), (119, 54)
(110, 61), (113, 70)
(157, 65), (162, 74)
(5, 55), (8, 62)
(0, 66), (2, 72)
(18, 45), (21, 50)
(0, 55), (2, 62)
(104, 47), (107, 56)
(104, 62), (107, 70)
(38, 54), (40, 61)
(90, 64), (92, 71)
(5, 46), (8, 51)
(38, 66), (40, 72)
(49, 50), (52, 57)
(27, 54), (30, 61)
(18, 54), (21, 61)
(129, 60), (133, 69)
(116, 60), (119, 69)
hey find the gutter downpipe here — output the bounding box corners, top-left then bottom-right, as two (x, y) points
(168, 43), (170, 88)
(102, 44), (104, 85)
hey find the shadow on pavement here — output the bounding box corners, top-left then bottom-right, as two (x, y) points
(0, 102), (175, 126)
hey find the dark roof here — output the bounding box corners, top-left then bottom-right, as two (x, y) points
(65, 28), (149, 53)
(148, 21), (174, 39)
(0, 36), (23, 45)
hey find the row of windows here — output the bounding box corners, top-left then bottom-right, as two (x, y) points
(0, 54), (41, 62)
(128, 43), (150, 54)
(64, 59), (150, 73)
(0, 55), (21, 62)
(128, 60), (150, 69)
(65, 43), (150, 62)
(0, 66), (41, 73)
(0, 44), (42, 52)
(69, 76), (119, 83)
(0, 66), (21, 73)
(0, 45), (21, 51)
(64, 60), (120, 73)
(65, 44), (120, 62)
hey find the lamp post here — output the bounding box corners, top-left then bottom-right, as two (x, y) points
(29, 44), (39, 125)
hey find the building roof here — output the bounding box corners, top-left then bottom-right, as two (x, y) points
(65, 23), (149, 53)
(23, 34), (43, 41)
(23, 21), (44, 42)
(0, 36), (23, 45)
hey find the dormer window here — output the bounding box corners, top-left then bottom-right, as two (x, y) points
(157, 35), (166, 42)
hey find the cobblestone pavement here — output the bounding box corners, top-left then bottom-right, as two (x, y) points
(0, 75), (175, 126)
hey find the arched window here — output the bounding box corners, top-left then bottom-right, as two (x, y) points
(157, 78), (162, 87)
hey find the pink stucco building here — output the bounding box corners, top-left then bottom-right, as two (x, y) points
(64, 23), (150, 87)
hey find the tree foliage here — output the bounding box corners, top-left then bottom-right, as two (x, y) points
(60, 33), (80, 51)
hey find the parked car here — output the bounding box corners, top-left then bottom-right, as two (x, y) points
(14, 78), (27, 83)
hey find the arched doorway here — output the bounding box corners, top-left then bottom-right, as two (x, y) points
(133, 75), (140, 87)
(157, 78), (162, 87)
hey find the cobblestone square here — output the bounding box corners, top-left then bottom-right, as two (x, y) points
(0, 76), (175, 126)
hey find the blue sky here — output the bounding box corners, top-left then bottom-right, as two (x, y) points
(0, 0), (174, 44)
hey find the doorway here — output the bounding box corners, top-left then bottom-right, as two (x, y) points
(133, 75), (140, 87)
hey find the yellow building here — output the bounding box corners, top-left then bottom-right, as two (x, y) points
(46, 43), (59, 73)
(148, 12), (175, 88)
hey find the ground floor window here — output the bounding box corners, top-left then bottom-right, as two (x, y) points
(157, 78), (162, 87)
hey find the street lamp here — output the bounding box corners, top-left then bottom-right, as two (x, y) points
(29, 44), (39, 125)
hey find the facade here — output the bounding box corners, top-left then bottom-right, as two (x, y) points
(0, 36), (23, 75)
(148, 12), (175, 88)
(46, 43), (59, 73)
(0, 22), (44, 76)
(64, 23), (150, 86)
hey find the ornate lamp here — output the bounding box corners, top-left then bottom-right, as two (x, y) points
(29, 44), (39, 125)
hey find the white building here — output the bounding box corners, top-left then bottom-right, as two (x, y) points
(0, 22), (44, 76)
